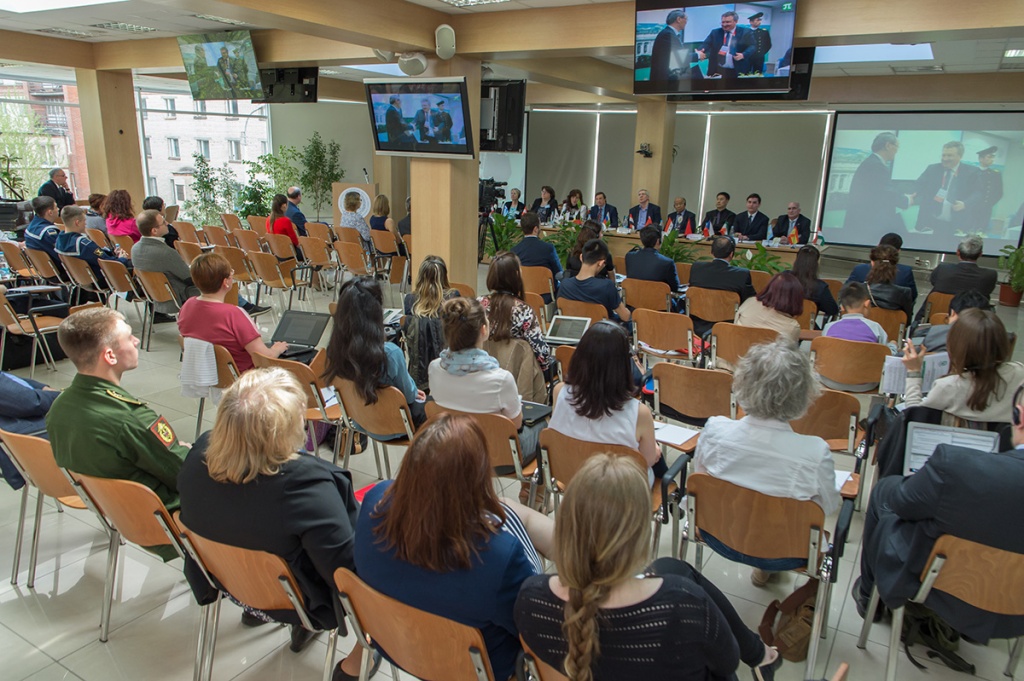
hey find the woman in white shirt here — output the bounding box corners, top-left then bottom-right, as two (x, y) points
(694, 337), (838, 587)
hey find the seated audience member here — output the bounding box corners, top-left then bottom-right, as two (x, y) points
(625, 226), (681, 298)
(86, 193), (107, 233)
(915, 235), (997, 325)
(402, 255), (459, 391)
(512, 212), (562, 300)
(565, 222), (613, 280)
(24, 196), (62, 271)
(791, 245), (839, 319)
(921, 288), (990, 352)
(47, 308), (189, 518)
(267, 193), (299, 249)
(354, 414), (540, 681)
(141, 195), (178, 248)
(853, 385), (1024, 643)
(559, 239), (630, 324)
(177, 368), (369, 677)
(687, 235), (756, 335)
(177, 253), (287, 373)
(37, 167), (75, 209)
(530, 185), (559, 223)
(0, 372), (61, 490)
(514, 454), (782, 681)
(550, 322), (663, 483)
(845, 232), (918, 301)
(103, 189), (141, 243)
(772, 201), (811, 244)
(340, 191), (371, 252)
(285, 186), (308, 237)
(397, 197), (411, 237)
(588, 191), (619, 228)
(823, 282), (890, 346)
(323, 277), (427, 431)
(55, 206), (130, 285)
(695, 338), (839, 587)
(479, 251), (553, 377)
(734, 272), (803, 343)
(864, 244), (914, 322)
(368, 194), (400, 255)
(902, 308), (1024, 423)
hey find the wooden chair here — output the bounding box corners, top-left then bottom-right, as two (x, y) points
(59, 253), (110, 305)
(0, 288), (64, 377)
(108, 233), (135, 257)
(305, 222), (332, 244)
(709, 322), (780, 371)
(298, 236), (339, 290)
(219, 213), (243, 232)
(810, 336), (890, 393)
(248, 250), (312, 310)
(522, 265), (556, 301)
(201, 225), (230, 247)
(97, 259), (145, 323)
(519, 637), (569, 681)
(369, 230), (399, 278)
(613, 254), (626, 275)
(181, 341), (240, 440)
(212, 245), (258, 308)
(557, 298), (606, 324)
(524, 291), (548, 332)
(823, 278), (843, 301)
(164, 204), (179, 223)
(686, 472), (853, 679)
(176, 515), (340, 681)
(231, 228), (263, 253)
(65, 473), (184, 642)
(921, 290), (954, 321)
(246, 215), (268, 235)
(335, 567), (496, 681)
(333, 226), (363, 245)
(175, 240), (203, 266)
(791, 388), (863, 454)
(554, 344), (575, 382)
(0, 242), (36, 280)
(334, 241), (371, 277)
(264, 232), (299, 262)
(685, 287), (739, 327)
(134, 270), (181, 351)
(749, 269), (771, 294)
(866, 306), (908, 345)
(796, 299), (819, 330)
(172, 221), (202, 244)
(929, 312), (949, 326)
(86, 227), (111, 249)
(858, 535), (1024, 681)
(621, 278), (671, 312)
(676, 262), (691, 286)
(450, 281), (476, 298)
(24, 248), (73, 296)
(634, 309), (695, 367)
(652, 362), (735, 431)
(0, 429), (89, 588)
(402, 234), (412, 259)
(333, 378), (416, 479)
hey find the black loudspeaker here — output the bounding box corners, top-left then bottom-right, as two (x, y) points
(256, 68), (319, 104)
(480, 80), (526, 153)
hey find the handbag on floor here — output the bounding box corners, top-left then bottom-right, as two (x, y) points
(758, 579), (818, 662)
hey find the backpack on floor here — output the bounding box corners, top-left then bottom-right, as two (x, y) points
(901, 602), (976, 674)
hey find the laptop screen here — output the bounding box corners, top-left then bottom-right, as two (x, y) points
(546, 316), (591, 343)
(271, 310), (331, 346)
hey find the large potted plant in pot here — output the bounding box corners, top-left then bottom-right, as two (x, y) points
(998, 243), (1024, 307)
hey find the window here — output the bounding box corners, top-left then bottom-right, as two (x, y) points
(140, 97), (147, 120)
(147, 176), (158, 196)
(174, 183), (186, 203)
(167, 137), (180, 159)
(193, 100), (207, 118)
(163, 97), (176, 118)
(197, 139), (210, 160)
(228, 139), (241, 162)
(260, 140), (268, 156)
(144, 136), (151, 157)
(226, 100), (239, 119)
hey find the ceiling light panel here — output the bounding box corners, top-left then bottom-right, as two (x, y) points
(194, 14), (249, 26)
(0, 0), (125, 11)
(1005, 49), (1024, 58)
(438, 0), (510, 7)
(90, 21), (157, 33)
(37, 27), (98, 37)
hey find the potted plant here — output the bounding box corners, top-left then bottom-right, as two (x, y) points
(483, 213), (523, 258)
(659, 230), (699, 263)
(543, 219), (582, 267)
(998, 244), (1024, 307)
(730, 242), (789, 274)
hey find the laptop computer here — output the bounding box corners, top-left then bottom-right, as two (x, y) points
(544, 315), (591, 345)
(270, 310), (332, 359)
(522, 401), (552, 426)
(903, 422), (1000, 476)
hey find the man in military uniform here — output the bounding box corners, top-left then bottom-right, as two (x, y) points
(975, 145), (1002, 231)
(54, 205), (131, 287)
(747, 12), (772, 75)
(46, 308), (189, 519)
(432, 99), (454, 143)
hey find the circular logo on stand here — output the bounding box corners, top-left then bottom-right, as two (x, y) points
(338, 187), (373, 219)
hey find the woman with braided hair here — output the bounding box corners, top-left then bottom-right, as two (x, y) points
(514, 454), (782, 680)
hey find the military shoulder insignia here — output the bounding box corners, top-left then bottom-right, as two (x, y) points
(149, 416), (177, 448)
(106, 389), (145, 405)
(94, 249), (104, 256)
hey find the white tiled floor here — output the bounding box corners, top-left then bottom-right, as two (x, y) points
(0, 261), (1020, 681)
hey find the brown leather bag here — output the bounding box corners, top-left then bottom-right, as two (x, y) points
(758, 579), (819, 662)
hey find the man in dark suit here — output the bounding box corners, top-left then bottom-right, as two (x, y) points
(414, 98), (436, 144)
(384, 96), (404, 142)
(913, 140), (981, 238)
(732, 193), (769, 241)
(929, 235), (998, 298)
(842, 132), (913, 244)
(974, 145), (1002, 231)
(0, 371), (60, 490)
(627, 189), (661, 229)
(511, 212), (561, 302)
(588, 191), (619, 228)
(696, 11), (754, 82)
(702, 192), (735, 235)
(665, 196), (697, 235)
(853, 383), (1024, 643)
(772, 201), (812, 244)
(845, 232), (918, 302)
(687, 235), (756, 335)
(650, 10), (689, 85)
(746, 12), (772, 75)
(37, 167), (75, 210)
(626, 227), (682, 311)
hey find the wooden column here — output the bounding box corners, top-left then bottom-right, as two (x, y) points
(409, 56), (481, 288)
(372, 155), (410, 221)
(631, 100), (676, 210)
(74, 69), (145, 203)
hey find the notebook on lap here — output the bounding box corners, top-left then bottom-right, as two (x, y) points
(271, 310), (331, 358)
(544, 315), (591, 345)
(902, 422), (1000, 476)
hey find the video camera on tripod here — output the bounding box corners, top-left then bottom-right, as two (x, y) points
(478, 178), (507, 214)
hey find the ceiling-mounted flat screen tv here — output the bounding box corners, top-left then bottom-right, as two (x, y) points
(177, 31), (263, 101)
(634, 0), (798, 96)
(364, 77), (475, 159)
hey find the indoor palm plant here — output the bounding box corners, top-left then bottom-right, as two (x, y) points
(998, 243), (1024, 307)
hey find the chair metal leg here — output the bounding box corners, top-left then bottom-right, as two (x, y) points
(651, 517), (663, 560)
(381, 441), (393, 479)
(1006, 637), (1022, 678)
(201, 595), (222, 681)
(694, 543), (704, 573)
(193, 600), (211, 681)
(805, 578), (830, 678)
(358, 642), (374, 681)
(332, 424), (343, 467)
(99, 529), (121, 642)
(10, 484), (29, 584)
(27, 489), (45, 588)
(195, 398), (206, 442)
(322, 627), (338, 681)
(886, 606), (904, 681)
(29, 336), (37, 379)
(370, 440), (383, 480)
(856, 585), (881, 649)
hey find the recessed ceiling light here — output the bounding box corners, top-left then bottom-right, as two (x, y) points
(90, 22), (157, 33)
(1005, 49), (1024, 58)
(194, 14), (249, 26)
(319, 69), (344, 76)
(437, 0), (510, 7)
(0, 0), (125, 11)
(37, 27), (98, 38)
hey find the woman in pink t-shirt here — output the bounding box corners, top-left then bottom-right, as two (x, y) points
(177, 252), (287, 372)
(103, 189), (141, 242)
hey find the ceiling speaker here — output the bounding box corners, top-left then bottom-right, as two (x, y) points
(397, 52), (428, 76)
(372, 49), (395, 63)
(435, 24), (456, 60)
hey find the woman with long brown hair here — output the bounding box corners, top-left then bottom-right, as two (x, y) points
(267, 193), (299, 247)
(102, 189), (140, 242)
(401, 255), (459, 390)
(561, 188), (588, 222)
(514, 454), (781, 681)
(479, 251), (553, 375)
(790, 245), (838, 319)
(865, 244), (914, 321)
(353, 413), (541, 681)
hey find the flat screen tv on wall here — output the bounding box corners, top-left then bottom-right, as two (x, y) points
(177, 31), (263, 101)
(365, 77), (475, 159)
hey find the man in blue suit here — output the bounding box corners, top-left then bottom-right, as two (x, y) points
(511, 212), (561, 302)
(588, 191), (619, 228)
(732, 193), (769, 241)
(696, 11), (754, 83)
(845, 232), (918, 302)
(0, 372), (61, 490)
(626, 227), (682, 312)
(627, 189), (662, 229)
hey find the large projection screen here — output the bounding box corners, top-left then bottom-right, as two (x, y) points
(821, 112), (1024, 253)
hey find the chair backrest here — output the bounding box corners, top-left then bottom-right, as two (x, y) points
(334, 241), (370, 275)
(86, 228), (111, 248)
(264, 232), (297, 260)
(613, 254), (626, 275)
(333, 226), (363, 245)
(795, 299), (818, 330)
(621, 278), (670, 312)
(823, 278), (843, 301)
(71, 472), (178, 548)
(0, 429), (79, 500)
(297, 236), (332, 267)
(557, 298), (606, 324)
(539, 428), (646, 489)
(252, 353), (325, 410)
(710, 322), (780, 369)
(202, 225), (230, 247)
(212, 245), (255, 284)
(0, 290), (24, 328)
(164, 205), (180, 223)
(424, 404), (523, 473)
(402, 234), (412, 257)
(749, 269), (771, 294)
(174, 240), (203, 265)
(520, 636), (569, 681)
(172, 221), (201, 244)
(686, 287), (739, 323)
(388, 255), (408, 285)
(0, 242), (33, 277)
(929, 312), (949, 326)
(686, 472), (824, 565)
(305, 222), (331, 244)
(220, 213), (243, 232)
(248, 251), (288, 288)
(676, 262), (691, 286)
(97, 259), (139, 296)
(370, 229), (398, 255)
(523, 291), (547, 331)
(635, 309), (693, 358)
(810, 336), (889, 388)
(183, 340), (240, 389)
(334, 377), (414, 439)
(335, 568), (496, 681)
(135, 269), (180, 306)
(232, 229), (263, 253)
(554, 345), (575, 381)
(24, 248), (62, 280)
(653, 362), (734, 421)
(451, 281), (476, 298)
(866, 306), (907, 344)
(521, 265), (555, 299)
(108, 234), (135, 257)
(790, 388), (860, 452)
(246, 215), (268, 235)
(59, 254), (104, 291)
(923, 291), (954, 320)
(921, 535), (1024, 616)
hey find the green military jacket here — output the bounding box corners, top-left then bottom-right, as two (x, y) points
(46, 374), (189, 510)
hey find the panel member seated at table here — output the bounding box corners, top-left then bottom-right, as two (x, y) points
(732, 193), (769, 241)
(588, 191), (618, 228)
(511, 212), (561, 302)
(665, 196), (697, 235)
(558, 239), (631, 325)
(625, 226), (682, 312)
(627, 188), (661, 229)
(702, 192), (736, 235)
(530, 185), (559, 224)
(687, 235), (755, 336)
(772, 201), (812, 244)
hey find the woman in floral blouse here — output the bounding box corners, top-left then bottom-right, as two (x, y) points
(479, 251), (554, 379)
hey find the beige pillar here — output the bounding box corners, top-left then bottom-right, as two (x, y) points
(74, 69), (145, 203)
(408, 56), (481, 288)
(631, 100), (676, 210)
(373, 155), (410, 221)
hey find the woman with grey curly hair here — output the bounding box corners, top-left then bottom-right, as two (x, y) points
(693, 337), (839, 587)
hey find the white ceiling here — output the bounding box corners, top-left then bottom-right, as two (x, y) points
(403, 0), (618, 14)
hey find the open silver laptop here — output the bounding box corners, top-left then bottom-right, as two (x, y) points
(270, 310), (331, 358)
(544, 315), (591, 345)
(903, 422), (1000, 476)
